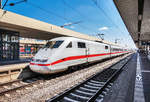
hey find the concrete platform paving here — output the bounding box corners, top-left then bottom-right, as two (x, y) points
(0, 59), (30, 83)
(103, 53), (137, 102)
(140, 53), (150, 102)
(103, 53), (150, 102)
(0, 59), (30, 66)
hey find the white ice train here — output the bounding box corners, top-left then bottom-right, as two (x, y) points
(30, 37), (128, 74)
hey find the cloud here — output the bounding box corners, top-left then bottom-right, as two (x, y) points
(98, 27), (109, 31)
(70, 26), (75, 29)
(64, 22), (72, 25)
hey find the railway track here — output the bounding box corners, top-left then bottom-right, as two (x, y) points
(0, 56), (117, 97)
(0, 77), (43, 96)
(46, 55), (132, 102)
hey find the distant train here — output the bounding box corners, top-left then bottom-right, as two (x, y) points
(30, 37), (128, 74)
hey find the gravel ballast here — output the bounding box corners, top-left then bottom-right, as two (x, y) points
(1, 54), (131, 102)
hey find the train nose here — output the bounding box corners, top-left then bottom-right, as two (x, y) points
(29, 63), (51, 74)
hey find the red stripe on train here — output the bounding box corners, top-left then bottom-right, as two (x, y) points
(30, 51), (128, 66)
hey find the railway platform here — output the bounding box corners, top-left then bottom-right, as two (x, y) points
(0, 60), (30, 83)
(0, 58), (30, 66)
(139, 53), (150, 102)
(102, 53), (150, 102)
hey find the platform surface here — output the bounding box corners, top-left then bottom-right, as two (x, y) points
(0, 59), (29, 72)
(103, 53), (150, 102)
(0, 58), (30, 66)
(140, 53), (150, 102)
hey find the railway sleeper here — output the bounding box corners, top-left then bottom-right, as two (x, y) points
(46, 56), (132, 102)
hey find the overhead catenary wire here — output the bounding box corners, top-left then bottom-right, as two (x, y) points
(25, 1), (96, 34)
(61, 0), (97, 35)
(9, 0), (27, 6)
(62, 0), (125, 37)
(4, 0), (96, 34)
(62, 0), (102, 27)
(91, 0), (125, 35)
(27, 2), (70, 22)
(62, 0), (86, 19)
(61, 0), (101, 36)
(62, 0), (102, 28)
(2, 0), (9, 9)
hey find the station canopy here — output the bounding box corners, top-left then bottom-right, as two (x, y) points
(114, 0), (150, 48)
(0, 9), (119, 46)
(0, 9), (98, 41)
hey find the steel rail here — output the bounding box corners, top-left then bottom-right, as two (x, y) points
(46, 54), (132, 102)
(0, 79), (21, 86)
(0, 78), (43, 96)
(88, 55), (132, 102)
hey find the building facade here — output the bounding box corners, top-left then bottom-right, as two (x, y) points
(0, 29), (19, 61)
(19, 38), (46, 59)
(0, 29), (46, 62)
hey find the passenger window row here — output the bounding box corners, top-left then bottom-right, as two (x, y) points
(66, 42), (72, 48)
(66, 42), (86, 48)
(111, 48), (123, 51)
(78, 42), (86, 48)
(105, 46), (108, 49)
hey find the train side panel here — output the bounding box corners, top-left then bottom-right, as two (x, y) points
(30, 37), (128, 74)
(50, 40), (87, 71)
(87, 42), (110, 63)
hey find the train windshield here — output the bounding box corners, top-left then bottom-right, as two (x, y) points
(43, 40), (64, 49)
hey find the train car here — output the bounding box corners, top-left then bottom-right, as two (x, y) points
(30, 37), (128, 74)
(110, 45), (125, 57)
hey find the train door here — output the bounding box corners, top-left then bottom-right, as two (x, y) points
(77, 42), (87, 64)
(109, 45), (112, 58)
(85, 43), (89, 63)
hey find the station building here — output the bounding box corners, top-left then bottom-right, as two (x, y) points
(0, 28), (46, 61)
(0, 29), (19, 61)
(19, 38), (46, 59)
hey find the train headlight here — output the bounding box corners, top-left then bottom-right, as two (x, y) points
(41, 59), (48, 62)
(32, 59), (48, 62)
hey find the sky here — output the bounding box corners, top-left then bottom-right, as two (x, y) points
(2, 0), (136, 48)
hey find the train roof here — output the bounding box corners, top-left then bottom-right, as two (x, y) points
(49, 37), (123, 47)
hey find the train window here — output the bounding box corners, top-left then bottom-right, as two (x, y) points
(78, 42), (86, 48)
(44, 40), (64, 49)
(66, 42), (72, 48)
(105, 46), (108, 49)
(52, 41), (64, 48)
